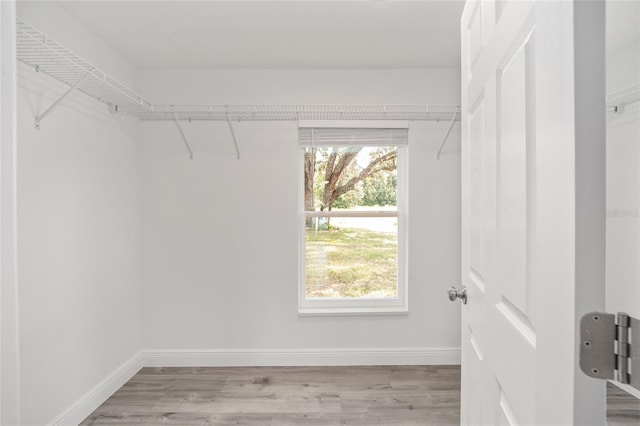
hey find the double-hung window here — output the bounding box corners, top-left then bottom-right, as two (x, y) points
(298, 123), (408, 315)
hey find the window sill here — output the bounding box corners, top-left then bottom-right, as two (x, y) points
(298, 306), (409, 317)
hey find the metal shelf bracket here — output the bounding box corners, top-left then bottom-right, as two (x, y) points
(34, 72), (90, 130)
(226, 113), (241, 160)
(436, 111), (458, 160)
(172, 113), (194, 160)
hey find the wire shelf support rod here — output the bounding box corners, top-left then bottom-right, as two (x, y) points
(34, 72), (90, 130)
(226, 119), (241, 160)
(173, 113), (194, 160)
(436, 111), (458, 160)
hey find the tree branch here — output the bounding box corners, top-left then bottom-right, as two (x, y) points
(330, 151), (396, 203)
(322, 149), (359, 210)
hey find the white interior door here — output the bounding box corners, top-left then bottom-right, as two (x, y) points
(460, 1), (606, 424)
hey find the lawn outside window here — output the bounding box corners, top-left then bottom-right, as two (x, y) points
(298, 123), (408, 315)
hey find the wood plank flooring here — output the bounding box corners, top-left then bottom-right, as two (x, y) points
(607, 382), (640, 426)
(81, 366), (640, 425)
(81, 366), (461, 425)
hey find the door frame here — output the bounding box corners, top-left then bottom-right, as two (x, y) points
(570, 2), (607, 423)
(1, 1), (21, 424)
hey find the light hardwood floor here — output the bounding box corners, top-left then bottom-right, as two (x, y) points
(81, 366), (639, 425)
(81, 366), (461, 425)
(607, 382), (640, 426)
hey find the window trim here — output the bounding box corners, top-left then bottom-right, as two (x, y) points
(297, 140), (409, 316)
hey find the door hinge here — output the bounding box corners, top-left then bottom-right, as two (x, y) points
(580, 312), (640, 391)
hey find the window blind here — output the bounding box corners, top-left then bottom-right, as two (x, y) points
(298, 127), (409, 147)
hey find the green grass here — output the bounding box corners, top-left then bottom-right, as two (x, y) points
(305, 227), (397, 298)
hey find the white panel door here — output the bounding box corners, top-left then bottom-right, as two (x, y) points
(460, 1), (606, 424)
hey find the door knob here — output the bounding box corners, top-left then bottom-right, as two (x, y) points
(448, 286), (467, 304)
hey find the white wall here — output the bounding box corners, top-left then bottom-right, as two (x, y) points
(140, 69), (462, 358)
(16, 3), (144, 424)
(606, 0), (640, 399)
(605, 1), (640, 335)
(11, 4), (462, 420)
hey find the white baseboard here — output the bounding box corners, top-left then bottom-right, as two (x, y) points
(48, 347), (459, 425)
(49, 351), (144, 426)
(143, 347), (461, 367)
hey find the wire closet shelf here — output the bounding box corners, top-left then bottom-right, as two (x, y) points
(16, 18), (460, 123)
(16, 19), (151, 111)
(115, 104), (461, 122)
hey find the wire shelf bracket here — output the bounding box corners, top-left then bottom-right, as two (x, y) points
(34, 72), (90, 130)
(436, 111), (458, 160)
(226, 112), (241, 160)
(172, 113), (194, 160)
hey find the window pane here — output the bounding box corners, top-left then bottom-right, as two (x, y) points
(304, 146), (398, 212)
(305, 216), (398, 299)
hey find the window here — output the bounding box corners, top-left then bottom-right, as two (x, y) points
(298, 124), (408, 315)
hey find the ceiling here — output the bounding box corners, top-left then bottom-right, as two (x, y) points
(59, 1), (465, 70)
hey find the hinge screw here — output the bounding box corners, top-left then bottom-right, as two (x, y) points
(584, 340), (592, 347)
(591, 368), (600, 374)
